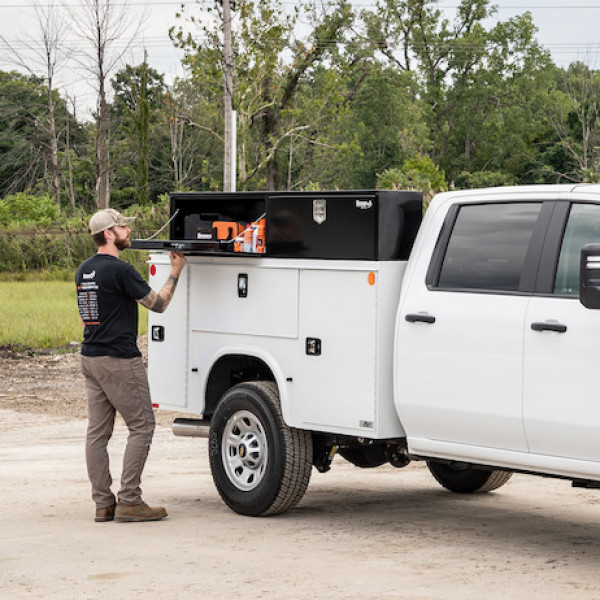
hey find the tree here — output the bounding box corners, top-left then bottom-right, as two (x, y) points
(172, 0), (354, 190)
(0, 72), (49, 196)
(112, 57), (166, 204)
(70, 0), (144, 209)
(549, 63), (600, 182)
(157, 76), (223, 192)
(0, 71), (83, 203)
(334, 64), (430, 188)
(0, 2), (71, 208)
(363, 0), (551, 168)
(377, 154), (447, 208)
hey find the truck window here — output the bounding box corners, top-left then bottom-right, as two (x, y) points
(554, 203), (600, 296)
(437, 203), (542, 292)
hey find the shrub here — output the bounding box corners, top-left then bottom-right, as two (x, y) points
(0, 195), (170, 276)
(455, 170), (516, 189)
(0, 192), (60, 225)
(377, 155), (448, 210)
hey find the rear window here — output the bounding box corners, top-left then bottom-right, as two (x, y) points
(437, 203), (542, 292)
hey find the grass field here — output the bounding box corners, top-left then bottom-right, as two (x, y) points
(0, 280), (148, 349)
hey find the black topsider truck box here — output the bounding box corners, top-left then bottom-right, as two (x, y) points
(131, 190), (422, 261)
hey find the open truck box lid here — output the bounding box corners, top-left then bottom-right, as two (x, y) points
(130, 190), (422, 261)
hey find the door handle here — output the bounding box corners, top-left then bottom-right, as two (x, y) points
(531, 322), (567, 333)
(405, 313), (436, 324)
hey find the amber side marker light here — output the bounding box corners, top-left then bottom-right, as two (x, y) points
(368, 272), (376, 286)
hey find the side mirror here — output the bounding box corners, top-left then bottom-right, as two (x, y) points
(580, 243), (600, 308)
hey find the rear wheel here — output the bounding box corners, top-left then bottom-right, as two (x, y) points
(209, 381), (313, 516)
(427, 460), (512, 493)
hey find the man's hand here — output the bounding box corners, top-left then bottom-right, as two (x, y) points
(169, 251), (186, 276)
(138, 252), (187, 314)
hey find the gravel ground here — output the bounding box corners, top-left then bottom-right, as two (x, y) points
(2, 336), (600, 598)
(0, 335), (175, 426)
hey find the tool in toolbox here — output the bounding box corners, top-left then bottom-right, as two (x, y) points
(233, 215), (266, 254)
(213, 221), (245, 241)
(132, 208), (267, 254)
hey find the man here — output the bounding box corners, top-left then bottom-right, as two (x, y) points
(76, 208), (186, 523)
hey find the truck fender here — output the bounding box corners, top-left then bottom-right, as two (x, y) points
(202, 345), (292, 424)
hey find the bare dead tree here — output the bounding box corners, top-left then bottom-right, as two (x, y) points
(64, 94), (78, 209)
(0, 1), (70, 209)
(69, 0), (145, 209)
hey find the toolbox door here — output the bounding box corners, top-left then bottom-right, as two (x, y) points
(188, 264), (299, 338)
(147, 255), (189, 408)
(292, 269), (377, 434)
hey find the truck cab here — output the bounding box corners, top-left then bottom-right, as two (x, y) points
(396, 184), (600, 480)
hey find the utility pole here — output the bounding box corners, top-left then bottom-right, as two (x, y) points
(222, 0), (236, 191)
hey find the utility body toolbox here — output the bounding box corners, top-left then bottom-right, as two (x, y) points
(131, 190), (422, 259)
(132, 190), (422, 438)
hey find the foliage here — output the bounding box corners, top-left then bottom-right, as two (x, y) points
(1, 0), (600, 271)
(172, 0), (355, 190)
(0, 72), (51, 198)
(0, 195), (169, 274)
(0, 192), (60, 225)
(111, 61), (167, 205)
(455, 170), (516, 189)
(378, 154), (447, 208)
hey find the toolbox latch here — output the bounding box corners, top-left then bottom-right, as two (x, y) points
(306, 338), (321, 356)
(238, 274), (248, 298)
(151, 325), (165, 342)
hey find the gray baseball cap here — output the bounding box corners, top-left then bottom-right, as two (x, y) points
(89, 208), (136, 235)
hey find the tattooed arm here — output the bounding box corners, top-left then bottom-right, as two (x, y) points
(137, 251), (187, 314)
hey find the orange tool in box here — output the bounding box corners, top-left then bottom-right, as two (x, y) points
(213, 221), (244, 241)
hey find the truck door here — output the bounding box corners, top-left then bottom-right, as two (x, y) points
(396, 200), (549, 453)
(524, 201), (600, 462)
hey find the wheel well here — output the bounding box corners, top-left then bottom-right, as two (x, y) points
(204, 355), (275, 417)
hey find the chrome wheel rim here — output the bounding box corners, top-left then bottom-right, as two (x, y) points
(222, 410), (268, 491)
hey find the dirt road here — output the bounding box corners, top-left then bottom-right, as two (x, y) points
(2, 341), (600, 598)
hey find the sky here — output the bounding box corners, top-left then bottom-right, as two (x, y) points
(0, 0), (600, 119)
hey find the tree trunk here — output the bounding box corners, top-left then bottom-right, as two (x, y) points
(47, 80), (61, 210)
(136, 54), (150, 205)
(65, 96), (76, 208)
(464, 118), (472, 162)
(95, 77), (110, 209)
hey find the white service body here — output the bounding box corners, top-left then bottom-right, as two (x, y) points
(148, 255), (406, 439)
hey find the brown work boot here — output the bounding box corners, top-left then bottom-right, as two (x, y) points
(114, 501), (168, 522)
(95, 503), (116, 522)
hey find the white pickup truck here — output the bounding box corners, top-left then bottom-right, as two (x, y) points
(134, 185), (600, 516)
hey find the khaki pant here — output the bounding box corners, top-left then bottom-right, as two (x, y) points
(81, 355), (156, 508)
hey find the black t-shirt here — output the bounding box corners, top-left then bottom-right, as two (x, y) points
(76, 254), (151, 358)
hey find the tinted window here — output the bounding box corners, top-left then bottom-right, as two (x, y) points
(437, 203), (541, 291)
(554, 203), (600, 296)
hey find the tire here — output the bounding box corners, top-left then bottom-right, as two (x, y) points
(209, 381), (313, 516)
(427, 460), (512, 494)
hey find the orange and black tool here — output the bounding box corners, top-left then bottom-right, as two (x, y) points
(213, 221), (244, 241)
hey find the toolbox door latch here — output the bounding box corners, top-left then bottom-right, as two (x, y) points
(238, 273), (248, 298)
(151, 325), (165, 342)
(306, 338), (321, 356)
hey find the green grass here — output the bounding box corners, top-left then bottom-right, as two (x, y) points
(0, 280), (148, 349)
